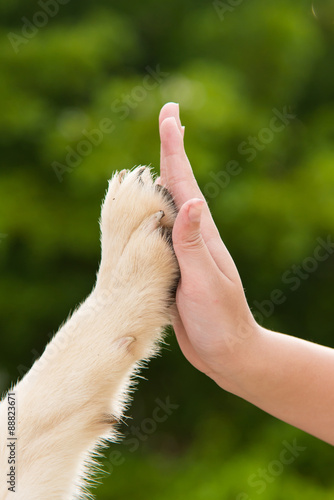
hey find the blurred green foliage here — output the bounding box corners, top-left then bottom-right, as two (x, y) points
(1, 0), (334, 498)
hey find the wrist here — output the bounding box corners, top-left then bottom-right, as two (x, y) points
(208, 320), (266, 397)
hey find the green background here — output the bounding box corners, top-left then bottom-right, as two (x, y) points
(1, 0), (334, 498)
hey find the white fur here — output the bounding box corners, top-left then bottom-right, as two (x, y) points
(0, 167), (179, 499)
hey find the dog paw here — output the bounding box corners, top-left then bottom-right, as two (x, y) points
(96, 167), (180, 317)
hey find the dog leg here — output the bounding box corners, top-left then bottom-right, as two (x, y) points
(0, 167), (179, 500)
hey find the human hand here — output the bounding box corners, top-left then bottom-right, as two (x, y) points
(159, 104), (334, 443)
(159, 103), (259, 388)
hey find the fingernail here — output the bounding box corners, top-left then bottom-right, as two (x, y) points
(169, 102), (179, 115)
(175, 102), (183, 127)
(188, 200), (204, 223)
(181, 125), (185, 137)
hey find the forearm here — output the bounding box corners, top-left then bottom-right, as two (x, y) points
(215, 325), (334, 445)
(0, 291), (135, 499)
(0, 274), (172, 498)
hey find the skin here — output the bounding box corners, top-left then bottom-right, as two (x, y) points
(159, 102), (334, 445)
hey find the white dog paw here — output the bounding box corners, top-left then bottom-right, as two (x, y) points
(96, 166), (180, 318)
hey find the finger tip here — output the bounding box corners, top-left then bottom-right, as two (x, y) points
(159, 102), (184, 138)
(160, 116), (182, 139)
(187, 200), (204, 224)
(159, 102), (179, 125)
(182, 198), (205, 211)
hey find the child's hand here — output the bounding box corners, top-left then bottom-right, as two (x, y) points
(159, 103), (259, 387)
(159, 103), (334, 446)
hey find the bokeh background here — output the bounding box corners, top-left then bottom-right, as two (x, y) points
(1, 0), (334, 498)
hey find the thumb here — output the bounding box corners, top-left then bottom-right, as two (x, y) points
(172, 199), (216, 273)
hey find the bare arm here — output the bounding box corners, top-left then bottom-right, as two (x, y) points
(217, 326), (334, 444)
(159, 102), (334, 445)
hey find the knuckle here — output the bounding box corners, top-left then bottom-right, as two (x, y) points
(174, 232), (204, 252)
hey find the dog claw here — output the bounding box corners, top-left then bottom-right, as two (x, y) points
(157, 210), (165, 221)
